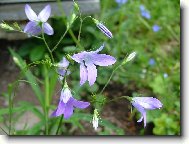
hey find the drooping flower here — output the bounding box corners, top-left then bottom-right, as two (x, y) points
(51, 97), (90, 119)
(152, 25), (160, 32)
(57, 57), (70, 81)
(131, 97), (163, 127)
(71, 44), (116, 86)
(115, 0), (128, 5)
(139, 5), (151, 19)
(24, 4), (54, 35)
(92, 18), (113, 38)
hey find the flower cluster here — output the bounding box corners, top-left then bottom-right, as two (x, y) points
(22, 3), (163, 130)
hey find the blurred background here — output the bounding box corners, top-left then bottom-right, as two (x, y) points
(0, 0), (180, 135)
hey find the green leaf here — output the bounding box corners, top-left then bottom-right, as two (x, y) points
(29, 46), (45, 61)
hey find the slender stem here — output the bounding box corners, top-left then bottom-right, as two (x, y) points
(44, 65), (50, 135)
(8, 84), (12, 135)
(52, 28), (69, 52)
(167, 25), (179, 42)
(100, 65), (122, 94)
(78, 18), (83, 42)
(42, 32), (55, 63)
(56, 0), (83, 50)
(68, 30), (83, 50)
(138, 15), (151, 30)
(108, 96), (131, 103)
(56, 115), (63, 135)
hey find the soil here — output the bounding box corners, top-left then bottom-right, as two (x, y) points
(0, 39), (152, 135)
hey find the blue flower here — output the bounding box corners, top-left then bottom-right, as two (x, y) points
(131, 97), (163, 127)
(51, 97), (90, 119)
(57, 57), (70, 81)
(115, 0), (128, 5)
(152, 25), (160, 32)
(24, 4), (54, 35)
(139, 5), (151, 19)
(71, 44), (116, 86)
(149, 58), (155, 66)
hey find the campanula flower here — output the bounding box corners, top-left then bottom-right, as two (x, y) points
(131, 97), (163, 127)
(58, 57), (70, 81)
(51, 97), (90, 119)
(71, 44), (116, 86)
(139, 5), (151, 19)
(24, 4), (54, 35)
(149, 58), (155, 66)
(92, 18), (113, 38)
(115, 0), (128, 5)
(152, 25), (160, 32)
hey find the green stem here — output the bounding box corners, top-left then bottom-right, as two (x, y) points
(167, 25), (179, 42)
(56, 115), (63, 135)
(44, 65), (50, 135)
(100, 65), (122, 95)
(138, 15), (151, 30)
(42, 32), (55, 63)
(52, 28), (69, 52)
(8, 84), (13, 135)
(56, 0), (83, 50)
(108, 96), (132, 103)
(78, 18), (83, 42)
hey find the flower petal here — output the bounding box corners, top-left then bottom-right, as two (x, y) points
(38, 5), (51, 22)
(64, 103), (74, 119)
(43, 22), (54, 35)
(80, 63), (88, 85)
(93, 44), (104, 53)
(51, 101), (65, 117)
(86, 62), (97, 86)
(24, 21), (41, 35)
(72, 52), (87, 63)
(25, 4), (38, 21)
(58, 57), (69, 68)
(132, 97), (163, 110)
(91, 54), (116, 66)
(60, 88), (72, 103)
(132, 101), (147, 127)
(72, 98), (90, 109)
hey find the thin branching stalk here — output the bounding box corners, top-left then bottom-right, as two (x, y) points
(100, 65), (122, 95)
(41, 32), (55, 63)
(52, 28), (69, 52)
(56, 0), (83, 50)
